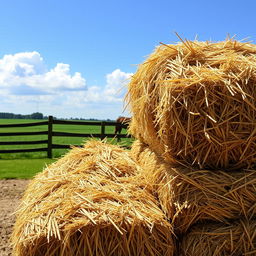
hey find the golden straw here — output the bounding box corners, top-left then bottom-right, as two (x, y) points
(12, 141), (175, 256)
(126, 39), (256, 169)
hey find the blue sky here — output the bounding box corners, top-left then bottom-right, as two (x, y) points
(0, 0), (256, 119)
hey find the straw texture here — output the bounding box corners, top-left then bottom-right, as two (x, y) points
(130, 140), (256, 234)
(12, 141), (174, 256)
(126, 39), (256, 169)
(180, 220), (256, 255)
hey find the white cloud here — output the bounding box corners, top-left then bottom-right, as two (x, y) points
(105, 69), (132, 99)
(0, 51), (86, 93)
(80, 69), (132, 104)
(0, 52), (131, 100)
(49, 68), (133, 108)
(0, 51), (46, 77)
(0, 51), (133, 119)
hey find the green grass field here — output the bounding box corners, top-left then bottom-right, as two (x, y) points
(0, 119), (133, 179)
(0, 158), (55, 179)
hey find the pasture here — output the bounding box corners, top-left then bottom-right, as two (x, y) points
(0, 118), (133, 179)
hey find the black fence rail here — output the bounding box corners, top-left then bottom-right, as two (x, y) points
(0, 116), (131, 158)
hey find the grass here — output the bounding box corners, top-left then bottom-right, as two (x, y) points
(0, 158), (55, 179)
(0, 119), (133, 179)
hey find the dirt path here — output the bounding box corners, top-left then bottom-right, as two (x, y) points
(0, 180), (30, 256)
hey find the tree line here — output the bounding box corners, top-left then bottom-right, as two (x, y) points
(0, 112), (114, 121)
(0, 112), (45, 119)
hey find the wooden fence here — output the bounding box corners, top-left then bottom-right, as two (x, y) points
(0, 116), (131, 158)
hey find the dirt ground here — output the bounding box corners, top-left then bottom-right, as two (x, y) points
(0, 179), (30, 256)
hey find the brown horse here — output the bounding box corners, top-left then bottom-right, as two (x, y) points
(115, 116), (131, 137)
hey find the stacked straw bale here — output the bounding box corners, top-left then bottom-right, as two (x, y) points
(126, 38), (256, 255)
(126, 39), (256, 169)
(12, 141), (175, 256)
(180, 220), (256, 255)
(130, 140), (256, 234)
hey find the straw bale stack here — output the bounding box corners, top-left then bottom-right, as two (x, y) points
(12, 141), (175, 256)
(126, 39), (256, 169)
(130, 140), (256, 234)
(180, 219), (256, 255)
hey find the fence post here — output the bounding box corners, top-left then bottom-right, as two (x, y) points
(100, 121), (106, 140)
(48, 116), (53, 158)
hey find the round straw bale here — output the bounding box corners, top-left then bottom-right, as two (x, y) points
(180, 220), (256, 256)
(126, 40), (256, 169)
(130, 140), (256, 234)
(130, 140), (175, 215)
(12, 141), (175, 256)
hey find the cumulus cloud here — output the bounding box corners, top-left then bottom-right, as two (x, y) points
(77, 69), (133, 103)
(0, 51), (86, 94)
(0, 51), (133, 118)
(48, 69), (133, 108)
(105, 69), (132, 99)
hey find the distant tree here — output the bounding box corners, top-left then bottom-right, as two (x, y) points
(0, 112), (14, 119)
(31, 112), (44, 119)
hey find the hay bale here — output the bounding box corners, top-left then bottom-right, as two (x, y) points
(130, 140), (175, 217)
(126, 39), (256, 169)
(130, 140), (256, 234)
(180, 220), (256, 255)
(12, 141), (174, 256)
